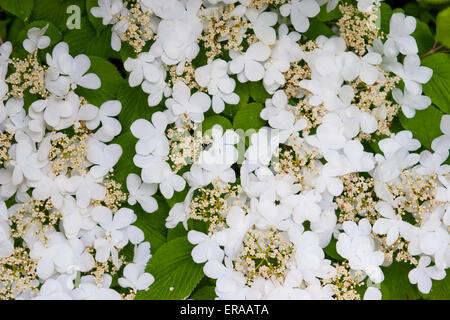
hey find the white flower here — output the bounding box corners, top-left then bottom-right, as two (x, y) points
(134, 156), (186, 199)
(153, 0), (203, 66)
(45, 43), (101, 96)
(23, 24), (51, 53)
(280, 0), (320, 33)
(305, 113), (347, 151)
(284, 190), (322, 224)
(246, 7), (278, 45)
(373, 202), (409, 246)
(70, 174), (106, 208)
(214, 206), (256, 258)
(363, 286), (382, 300)
(357, 0), (382, 12)
(197, 125), (240, 182)
(111, 19), (128, 51)
(130, 112), (169, 157)
(384, 13), (418, 57)
(165, 81), (211, 123)
(337, 219), (385, 283)
(30, 174), (76, 210)
(261, 90), (307, 142)
(118, 263), (154, 291)
(243, 127), (280, 171)
(392, 87), (431, 118)
(203, 258), (247, 299)
(126, 174), (158, 213)
(33, 275), (74, 300)
(188, 230), (224, 263)
(195, 59), (239, 113)
(84, 100), (122, 142)
(8, 140), (46, 185)
(90, 0), (125, 25)
(92, 207), (144, 266)
(431, 115), (450, 153)
(30, 92), (80, 129)
(263, 25), (302, 94)
(408, 256), (446, 294)
(0, 201), (13, 258)
(72, 275), (121, 299)
(30, 232), (75, 280)
(124, 53), (165, 87)
(229, 42), (271, 82)
(391, 54), (433, 95)
(86, 139), (122, 179)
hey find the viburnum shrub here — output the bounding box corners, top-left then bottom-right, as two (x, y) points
(0, 0), (449, 300)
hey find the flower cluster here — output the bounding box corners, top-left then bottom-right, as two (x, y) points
(0, 27), (153, 299)
(89, 0), (450, 300)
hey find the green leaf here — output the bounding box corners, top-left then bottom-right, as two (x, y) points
(412, 20), (434, 56)
(398, 105), (444, 150)
(436, 7), (450, 49)
(378, 2), (393, 34)
(31, 0), (85, 31)
(5, 18), (25, 49)
(380, 262), (422, 300)
(167, 223), (188, 241)
(189, 286), (217, 300)
(418, 0), (450, 5)
(248, 81), (270, 103)
(222, 81), (248, 119)
(0, 0), (33, 21)
(86, 0), (106, 36)
(135, 237), (204, 300)
(63, 17), (119, 59)
(233, 102), (266, 132)
(303, 19), (334, 40)
(235, 81), (249, 106)
(75, 56), (124, 105)
(323, 238), (343, 262)
(116, 85), (161, 131)
(421, 53), (450, 114)
(202, 115), (233, 133)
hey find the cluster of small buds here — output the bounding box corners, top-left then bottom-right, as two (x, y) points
(272, 136), (321, 190)
(0, 131), (13, 165)
(5, 52), (48, 98)
(248, 0), (288, 9)
(115, 1), (154, 53)
(189, 180), (244, 233)
(167, 123), (211, 173)
(351, 71), (401, 138)
(199, 4), (249, 60)
(337, 4), (383, 56)
(282, 62), (312, 99)
(235, 227), (294, 285)
(321, 262), (364, 300)
(168, 62), (202, 91)
(0, 248), (39, 300)
(375, 234), (418, 266)
(97, 175), (128, 213)
(387, 170), (440, 225)
(11, 198), (61, 243)
(289, 100), (327, 134)
(85, 245), (122, 284)
(48, 126), (90, 176)
(336, 173), (378, 224)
